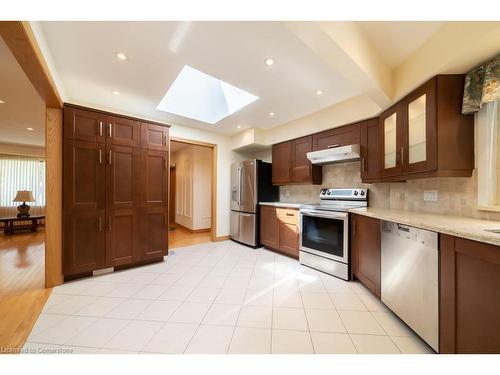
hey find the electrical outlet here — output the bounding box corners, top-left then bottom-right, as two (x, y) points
(423, 190), (438, 202)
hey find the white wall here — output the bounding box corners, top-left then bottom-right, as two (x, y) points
(192, 146), (212, 229)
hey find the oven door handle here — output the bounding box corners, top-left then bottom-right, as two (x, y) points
(300, 210), (348, 220)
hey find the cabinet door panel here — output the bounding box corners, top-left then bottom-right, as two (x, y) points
(380, 103), (404, 177)
(143, 149), (168, 204)
(63, 211), (106, 275)
(260, 206), (279, 249)
(352, 215), (381, 297)
(312, 124), (360, 151)
(141, 208), (167, 260)
(107, 209), (139, 266)
(63, 140), (106, 212)
(292, 136), (313, 183)
(360, 119), (380, 181)
(64, 107), (106, 143)
(272, 142), (292, 184)
(106, 116), (140, 147)
(279, 222), (299, 258)
(141, 122), (169, 151)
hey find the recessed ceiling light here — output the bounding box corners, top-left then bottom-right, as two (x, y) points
(269, 112), (275, 117)
(0, 99), (5, 104)
(264, 58), (274, 66)
(112, 90), (121, 96)
(236, 125), (242, 129)
(26, 127), (34, 131)
(316, 90), (324, 96)
(115, 52), (128, 61)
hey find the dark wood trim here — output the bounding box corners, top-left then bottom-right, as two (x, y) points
(0, 21), (62, 107)
(64, 103), (171, 128)
(439, 234), (456, 353)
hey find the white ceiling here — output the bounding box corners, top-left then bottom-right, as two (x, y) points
(0, 36), (46, 147)
(37, 21), (360, 135)
(357, 21), (444, 68)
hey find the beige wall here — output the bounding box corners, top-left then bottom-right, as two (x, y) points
(0, 142), (45, 157)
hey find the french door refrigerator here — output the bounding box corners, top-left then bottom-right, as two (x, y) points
(230, 159), (278, 247)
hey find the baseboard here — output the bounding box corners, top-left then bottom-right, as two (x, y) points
(213, 235), (230, 242)
(173, 222), (211, 233)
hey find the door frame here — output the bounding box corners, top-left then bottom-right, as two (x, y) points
(170, 137), (219, 242)
(0, 21), (64, 288)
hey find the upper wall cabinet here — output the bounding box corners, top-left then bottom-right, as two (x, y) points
(380, 75), (474, 180)
(312, 122), (360, 151)
(360, 118), (380, 182)
(272, 136), (322, 185)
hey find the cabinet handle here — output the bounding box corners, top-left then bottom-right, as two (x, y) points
(362, 157), (366, 172)
(108, 150), (112, 165)
(286, 213), (294, 217)
(98, 148), (102, 164)
(108, 216), (112, 231)
(327, 144), (340, 148)
(99, 121), (103, 136)
(400, 147), (404, 165)
(99, 216), (102, 232)
(108, 123), (112, 138)
(163, 134), (167, 146)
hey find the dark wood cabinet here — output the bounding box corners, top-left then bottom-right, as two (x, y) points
(141, 122), (169, 151)
(259, 206), (299, 258)
(360, 118), (380, 182)
(63, 104), (170, 278)
(440, 235), (500, 354)
(312, 122), (360, 151)
(351, 214), (381, 298)
(380, 75), (473, 181)
(106, 116), (141, 147)
(272, 138), (321, 185)
(260, 205), (279, 249)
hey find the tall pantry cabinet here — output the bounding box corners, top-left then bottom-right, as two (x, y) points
(62, 105), (170, 278)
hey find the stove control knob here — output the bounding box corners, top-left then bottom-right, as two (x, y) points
(326, 191), (331, 195)
(353, 191), (358, 196)
(360, 190), (365, 196)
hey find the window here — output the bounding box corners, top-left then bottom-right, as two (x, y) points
(156, 65), (259, 124)
(0, 154), (45, 216)
(476, 100), (500, 210)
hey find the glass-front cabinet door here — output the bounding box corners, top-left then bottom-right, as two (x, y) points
(380, 103), (403, 177)
(402, 79), (436, 174)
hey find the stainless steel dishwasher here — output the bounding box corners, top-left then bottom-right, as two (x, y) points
(381, 221), (439, 352)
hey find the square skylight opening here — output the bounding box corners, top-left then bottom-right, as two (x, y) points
(156, 65), (259, 124)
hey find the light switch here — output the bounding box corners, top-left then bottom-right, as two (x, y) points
(423, 190), (438, 202)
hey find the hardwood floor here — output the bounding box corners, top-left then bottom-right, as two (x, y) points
(168, 224), (211, 249)
(0, 230), (50, 353)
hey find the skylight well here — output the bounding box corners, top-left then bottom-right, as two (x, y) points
(157, 65), (259, 124)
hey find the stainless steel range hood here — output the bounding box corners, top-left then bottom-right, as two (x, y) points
(306, 144), (361, 165)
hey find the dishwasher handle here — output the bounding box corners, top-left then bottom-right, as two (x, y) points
(397, 223), (410, 232)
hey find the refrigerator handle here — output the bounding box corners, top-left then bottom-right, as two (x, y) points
(238, 167), (243, 206)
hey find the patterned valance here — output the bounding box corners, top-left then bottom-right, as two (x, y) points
(462, 54), (500, 114)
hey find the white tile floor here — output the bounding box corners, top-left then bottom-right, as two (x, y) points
(23, 240), (435, 354)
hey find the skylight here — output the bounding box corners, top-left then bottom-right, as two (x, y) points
(157, 65), (259, 124)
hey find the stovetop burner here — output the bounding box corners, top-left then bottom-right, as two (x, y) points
(300, 188), (368, 212)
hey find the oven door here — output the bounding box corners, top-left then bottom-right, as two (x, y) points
(299, 209), (349, 264)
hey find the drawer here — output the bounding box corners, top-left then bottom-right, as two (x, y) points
(278, 208), (299, 225)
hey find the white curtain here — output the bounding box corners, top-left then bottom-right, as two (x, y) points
(0, 154), (45, 218)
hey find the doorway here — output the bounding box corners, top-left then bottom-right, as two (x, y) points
(168, 138), (216, 249)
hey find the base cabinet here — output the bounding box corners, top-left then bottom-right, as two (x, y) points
(351, 214), (381, 297)
(440, 235), (500, 354)
(259, 206), (299, 258)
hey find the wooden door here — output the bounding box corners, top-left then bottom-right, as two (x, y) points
(401, 78), (437, 174)
(106, 145), (141, 266)
(260, 206), (279, 249)
(279, 222), (299, 258)
(379, 103), (404, 178)
(312, 123), (361, 151)
(352, 214), (381, 297)
(64, 107), (105, 144)
(141, 149), (168, 259)
(106, 116), (140, 147)
(272, 141), (292, 184)
(63, 140), (106, 275)
(440, 235), (500, 353)
(360, 118), (380, 181)
(141, 122), (169, 151)
(291, 136), (321, 184)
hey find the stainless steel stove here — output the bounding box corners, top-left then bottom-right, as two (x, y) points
(299, 188), (368, 280)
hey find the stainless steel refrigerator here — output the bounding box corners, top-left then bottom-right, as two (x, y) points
(230, 159), (278, 247)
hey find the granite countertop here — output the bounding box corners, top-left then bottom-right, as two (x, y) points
(350, 207), (500, 247)
(259, 202), (306, 209)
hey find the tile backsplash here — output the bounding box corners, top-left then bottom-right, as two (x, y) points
(279, 161), (500, 221)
